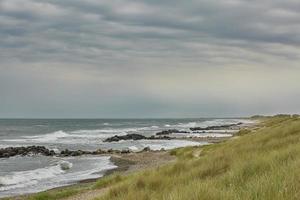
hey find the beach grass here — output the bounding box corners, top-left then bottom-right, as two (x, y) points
(93, 115), (300, 200)
(13, 115), (300, 200)
(23, 184), (92, 200)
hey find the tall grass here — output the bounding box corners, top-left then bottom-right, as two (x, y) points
(95, 115), (300, 200)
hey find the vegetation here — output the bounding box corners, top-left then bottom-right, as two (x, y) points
(94, 115), (300, 200)
(20, 184), (92, 200)
(15, 115), (300, 200)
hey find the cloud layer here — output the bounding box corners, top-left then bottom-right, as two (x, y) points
(1, 0), (300, 117)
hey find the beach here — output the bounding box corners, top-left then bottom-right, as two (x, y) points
(0, 118), (255, 198)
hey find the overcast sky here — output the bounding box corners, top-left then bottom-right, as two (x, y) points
(1, 0), (300, 118)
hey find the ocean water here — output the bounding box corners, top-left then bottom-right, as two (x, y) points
(0, 118), (253, 197)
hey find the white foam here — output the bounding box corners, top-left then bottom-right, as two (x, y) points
(0, 156), (117, 197)
(23, 130), (70, 142)
(139, 140), (206, 151)
(0, 162), (66, 188)
(182, 133), (232, 138)
(171, 119), (254, 129)
(128, 146), (139, 152)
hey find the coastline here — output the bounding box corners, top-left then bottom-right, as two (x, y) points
(4, 150), (176, 200)
(2, 121), (256, 200)
(6, 138), (230, 200)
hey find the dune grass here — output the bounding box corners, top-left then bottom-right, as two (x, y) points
(17, 184), (92, 200)
(10, 115), (300, 200)
(27, 189), (80, 200)
(93, 115), (300, 200)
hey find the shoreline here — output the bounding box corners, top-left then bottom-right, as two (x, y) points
(2, 122), (256, 199)
(2, 137), (234, 200)
(4, 150), (177, 200)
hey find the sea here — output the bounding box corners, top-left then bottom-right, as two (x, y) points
(0, 118), (253, 198)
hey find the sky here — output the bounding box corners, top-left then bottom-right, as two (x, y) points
(0, 0), (300, 118)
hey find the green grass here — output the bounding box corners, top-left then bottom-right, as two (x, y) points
(27, 188), (81, 200)
(12, 115), (300, 200)
(93, 115), (300, 200)
(94, 173), (125, 189)
(15, 183), (92, 200)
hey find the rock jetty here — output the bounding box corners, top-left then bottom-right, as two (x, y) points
(0, 145), (157, 158)
(190, 123), (242, 131)
(104, 134), (147, 142)
(155, 129), (189, 135)
(0, 146), (55, 158)
(104, 133), (172, 142)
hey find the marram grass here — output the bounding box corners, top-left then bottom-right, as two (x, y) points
(26, 115), (300, 200)
(95, 115), (300, 200)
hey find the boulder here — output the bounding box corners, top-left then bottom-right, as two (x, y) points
(142, 146), (151, 152)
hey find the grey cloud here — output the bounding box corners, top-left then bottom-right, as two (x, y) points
(2, 0), (300, 65)
(1, 0), (300, 117)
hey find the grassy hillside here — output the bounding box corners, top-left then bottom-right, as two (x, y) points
(23, 115), (300, 200)
(93, 115), (300, 200)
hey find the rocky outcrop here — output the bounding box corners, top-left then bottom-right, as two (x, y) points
(148, 135), (172, 140)
(190, 123), (243, 131)
(104, 134), (147, 142)
(0, 146), (55, 158)
(0, 134), (175, 158)
(155, 129), (189, 135)
(59, 148), (131, 156)
(0, 146), (134, 158)
(104, 134), (172, 142)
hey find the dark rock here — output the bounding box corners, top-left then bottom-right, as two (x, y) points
(70, 151), (80, 156)
(114, 150), (121, 154)
(155, 136), (172, 140)
(0, 146), (59, 158)
(107, 149), (114, 153)
(121, 149), (131, 154)
(155, 129), (189, 136)
(142, 146), (151, 152)
(104, 134), (147, 142)
(190, 123), (243, 131)
(94, 149), (106, 154)
(2, 153), (9, 158)
(104, 133), (173, 143)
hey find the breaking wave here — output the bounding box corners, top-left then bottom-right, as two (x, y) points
(0, 161), (71, 189)
(0, 156), (116, 197)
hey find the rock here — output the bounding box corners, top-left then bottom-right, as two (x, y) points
(0, 146), (60, 158)
(142, 146), (151, 152)
(104, 134), (147, 142)
(155, 129), (189, 135)
(49, 150), (56, 156)
(2, 153), (10, 158)
(60, 161), (73, 170)
(121, 149), (131, 154)
(104, 133), (173, 143)
(70, 151), (80, 156)
(190, 123), (243, 131)
(94, 149), (106, 154)
(107, 149), (114, 153)
(60, 149), (70, 156)
(155, 136), (172, 140)
(156, 129), (177, 135)
(60, 149), (87, 157)
(114, 150), (121, 154)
